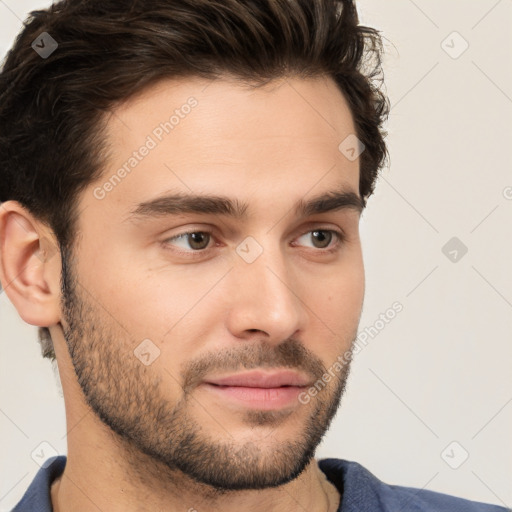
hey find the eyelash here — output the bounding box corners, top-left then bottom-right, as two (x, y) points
(161, 228), (346, 258)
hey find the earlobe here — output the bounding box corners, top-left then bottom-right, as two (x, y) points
(0, 200), (61, 327)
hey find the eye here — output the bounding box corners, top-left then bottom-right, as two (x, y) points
(161, 227), (346, 257)
(294, 229), (345, 252)
(163, 230), (214, 253)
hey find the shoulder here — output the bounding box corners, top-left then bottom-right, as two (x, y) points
(318, 458), (509, 512)
(12, 455), (67, 512)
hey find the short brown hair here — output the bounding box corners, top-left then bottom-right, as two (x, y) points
(0, 0), (389, 361)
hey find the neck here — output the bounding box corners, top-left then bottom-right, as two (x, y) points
(50, 448), (340, 512)
(50, 352), (341, 512)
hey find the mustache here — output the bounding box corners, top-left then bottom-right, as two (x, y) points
(180, 338), (328, 394)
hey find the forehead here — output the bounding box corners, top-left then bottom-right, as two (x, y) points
(82, 74), (360, 222)
(107, 74), (356, 146)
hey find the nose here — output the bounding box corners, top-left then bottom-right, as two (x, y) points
(224, 238), (308, 343)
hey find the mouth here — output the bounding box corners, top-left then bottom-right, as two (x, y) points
(200, 369), (313, 410)
(204, 369), (312, 388)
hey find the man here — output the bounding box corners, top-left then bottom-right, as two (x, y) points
(0, 0), (507, 511)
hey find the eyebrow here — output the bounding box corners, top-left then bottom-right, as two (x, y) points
(126, 186), (365, 222)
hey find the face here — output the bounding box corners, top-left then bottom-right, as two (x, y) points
(58, 75), (365, 490)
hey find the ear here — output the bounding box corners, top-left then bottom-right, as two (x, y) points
(0, 200), (61, 327)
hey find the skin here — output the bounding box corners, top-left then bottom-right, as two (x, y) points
(0, 74), (365, 512)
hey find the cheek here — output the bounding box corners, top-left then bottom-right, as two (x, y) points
(75, 249), (183, 347)
(322, 277), (364, 326)
(307, 257), (364, 349)
(319, 250), (365, 308)
(93, 261), (225, 379)
(105, 273), (203, 342)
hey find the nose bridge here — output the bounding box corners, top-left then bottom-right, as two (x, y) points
(225, 234), (306, 339)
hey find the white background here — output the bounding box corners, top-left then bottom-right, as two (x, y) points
(1, 0), (511, 510)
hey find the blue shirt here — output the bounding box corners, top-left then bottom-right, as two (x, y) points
(12, 455), (509, 511)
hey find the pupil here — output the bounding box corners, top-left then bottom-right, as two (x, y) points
(313, 230), (331, 248)
(190, 232), (208, 249)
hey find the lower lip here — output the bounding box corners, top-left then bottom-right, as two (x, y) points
(201, 383), (306, 410)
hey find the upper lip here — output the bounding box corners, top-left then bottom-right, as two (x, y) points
(204, 369), (313, 388)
